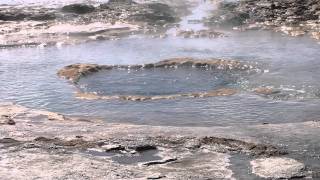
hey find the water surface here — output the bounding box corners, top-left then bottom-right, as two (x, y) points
(0, 1), (320, 127)
(78, 67), (240, 96)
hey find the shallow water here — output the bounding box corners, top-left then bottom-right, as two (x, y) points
(84, 149), (162, 165)
(1, 1), (320, 127)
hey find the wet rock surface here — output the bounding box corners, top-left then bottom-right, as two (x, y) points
(251, 157), (306, 179)
(0, 0), (184, 48)
(252, 86), (320, 100)
(210, 1), (250, 27)
(0, 1), (179, 24)
(254, 87), (281, 96)
(210, 0), (320, 40)
(74, 88), (238, 101)
(0, 103), (318, 179)
(61, 4), (95, 14)
(57, 63), (107, 83)
(58, 57), (257, 82)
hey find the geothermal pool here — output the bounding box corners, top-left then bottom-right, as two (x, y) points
(76, 66), (242, 97)
(1, 1), (320, 127)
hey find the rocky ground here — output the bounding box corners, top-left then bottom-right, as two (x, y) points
(209, 0), (320, 40)
(1, 1), (320, 179)
(0, 0), (190, 48)
(0, 102), (319, 179)
(2, 0), (319, 48)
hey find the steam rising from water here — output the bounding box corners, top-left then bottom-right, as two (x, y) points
(0, 0), (320, 126)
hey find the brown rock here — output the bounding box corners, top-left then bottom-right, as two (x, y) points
(254, 87), (280, 95)
(203, 88), (237, 97)
(57, 64), (111, 83)
(58, 58), (254, 83)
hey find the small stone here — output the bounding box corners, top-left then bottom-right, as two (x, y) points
(101, 144), (125, 152)
(147, 173), (166, 179)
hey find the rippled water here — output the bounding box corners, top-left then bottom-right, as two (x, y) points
(0, 1), (320, 126)
(1, 30), (319, 126)
(78, 68), (240, 96)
